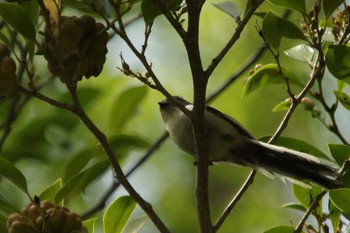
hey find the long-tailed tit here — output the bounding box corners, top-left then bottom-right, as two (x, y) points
(158, 96), (342, 189)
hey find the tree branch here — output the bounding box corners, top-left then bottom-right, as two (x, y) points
(204, 0), (265, 80)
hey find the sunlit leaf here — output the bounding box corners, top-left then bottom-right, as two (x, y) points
(281, 202), (306, 212)
(0, 157), (28, 194)
(263, 225), (296, 233)
(54, 161), (109, 205)
(242, 63), (302, 97)
(103, 196), (136, 233)
(323, 0), (345, 19)
(63, 148), (97, 181)
(122, 215), (149, 233)
(338, 80), (347, 91)
(293, 184), (323, 216)
(328, 144), (350, 166)
(272, 99), (291, 112)
(83, 218), (97, 233)
(284, 44), (318, 65)
(259, 136), (329, 160)
(39, 179), (62, 202)
(267, 0), (306, 14)
(329, 188), (350, 214)
(0, 3), (36, 42)
(329, 199), (342, 233)
(333, 90), (350, 111)
(212, 1), (241, 22)
(326, 45), (350, 84)
(262, 11), (306, 50)
(110, 85), (148, 133)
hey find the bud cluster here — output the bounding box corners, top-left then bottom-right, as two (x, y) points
(7, 200), (87, 233)
(45, 15), (109, 84)
(0, 44), (19, 102)
(331, 7), (350, 41)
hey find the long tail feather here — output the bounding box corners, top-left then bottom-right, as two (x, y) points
(243, 140), (342, 189)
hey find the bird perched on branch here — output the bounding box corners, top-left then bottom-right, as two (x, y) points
(159, 96), (343, 189)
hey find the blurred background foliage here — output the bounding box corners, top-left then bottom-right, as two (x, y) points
(0, 0), (349, 232)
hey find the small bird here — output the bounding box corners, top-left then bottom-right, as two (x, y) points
(158, 96), (343, 189)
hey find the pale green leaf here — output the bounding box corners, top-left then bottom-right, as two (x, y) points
(328, 144), (350, 166)
(122, 215), (149, 233)
(293, 184), (323, 216)
(103, 196), (136, 233)
(212, 1), (241, 22)
(329, 188), (350, 214)
(242, 63), (302, 97)
(263, 225), (297, 233)
(284, 44), (318, 65)
(333, 90), (350, 111)
(39, 179), (62, 202)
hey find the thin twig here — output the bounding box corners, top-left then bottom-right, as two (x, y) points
(80, 132), (169, 219)
(81, 43), (268, 219)
(67, 88), (170, 233)
(213, 170), (256, 231)
(204, 0), (265, 81)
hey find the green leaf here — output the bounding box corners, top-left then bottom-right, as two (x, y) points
(0, 213), (7, 233)
(293, 184), (323, 216)
(263, 225), (296, 233)
(243, 0), (254, 16)
(329, 188), (350, 214)
(83, 218), (97, 233)
(0, 32), (10, 48)
(326, 45), (350, 84)
(141, 0), (182, 25)
(54, 161), (109, 205)
(281, 202), (307, 212)
(39, 179), (62, 202)
(242, 63), (302, 97)
(212, 1), (241, 22)
(272, 99), (291, 112)
(141, 0), (162, 25)
(323, 0), (345, 19)
(262, 12), (306, 50)
(109, 134), (150, 155)
(333, 90), (350, 111)
(329, 200), (342, 233)
(338, 80), (347, 91)
(103, 196), (136, 233)
(63, 148), (97, 181)
(259, 136), (330, 160)
(0, 195), (20, 214)
(122, 215), (148, 233)
(110, 85), (148, 133)
(0, 157), (28, 194)
(0, 3), (36, 42)
(284, 44), (318, 65)
(267, 0), (306, 14)
(328, 144), (350, 166)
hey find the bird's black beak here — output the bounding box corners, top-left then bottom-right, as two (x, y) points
(158, 99), (169, 109)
